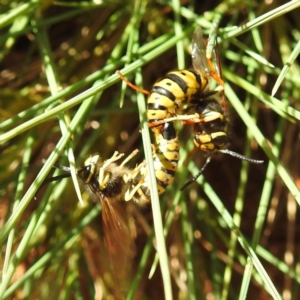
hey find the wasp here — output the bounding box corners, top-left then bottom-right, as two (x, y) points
(117, 26), (263, 190)
(147, 27), (224, 128)
(44, 150), (151, 205)
(117, 27), (223, 130)
(41, 129), (179, 278)
(40, 117), (180, 298)
(41, 150), (148, 296)
(77, 151), (148, 203)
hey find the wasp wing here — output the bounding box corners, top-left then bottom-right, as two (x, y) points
(192, 27), (210, 75)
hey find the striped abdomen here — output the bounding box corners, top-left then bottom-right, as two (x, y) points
(147, 70), (208, 124)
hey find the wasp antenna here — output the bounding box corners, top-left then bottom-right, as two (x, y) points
(218, 149), (264, 164)
(42, 159), (72, 172)
(52, 165), (72, 172)
(180, 156), (211, 191)
(34, 173), (73, 200)
(43, 173), (72, 185)
(34, 161), (73, 199)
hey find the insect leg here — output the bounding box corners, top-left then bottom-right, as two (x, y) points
(123, 161), (149, 203)
(180, 156), (211, 191)
(116, 70), (150, 95)
(148, 113), (201, 127)
(120, 149), (139, 167)
(98, 151), (125, 189)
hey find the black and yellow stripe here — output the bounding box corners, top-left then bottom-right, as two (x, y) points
(190, 98), (228, 153)
(151, 122), (180, 194)
(147, 70), (209, 124)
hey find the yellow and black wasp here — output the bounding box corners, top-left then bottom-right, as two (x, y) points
(117, 26), (263, 190)
(145, 27), (224, 128)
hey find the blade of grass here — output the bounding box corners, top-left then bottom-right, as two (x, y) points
(272, 39), (300, 96)
(1, 26), (195, 144)
(0, 32), (171, 131)
(0, 89), (103, 247)
(186, 160), (281, 299)
(1, 135), (34, 291)
(119, 0), (147, 107)
(224, 68), (299, 122)
(34, 19), (83, 205)
(230, 37), (275, 67)
(223, 1), (300, 40)
(0, 1), (41, 29)
(2, 206), (100, 299)
(135, 69), (173, 300)
(224, 82), (300, 205)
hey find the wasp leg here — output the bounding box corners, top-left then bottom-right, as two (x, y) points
(116, 70), (150, 95)
(182, 111), (223, 125)
(148, 110), (223, 127)
(148, 113), (201, 127)
(207, 58), (224, 87)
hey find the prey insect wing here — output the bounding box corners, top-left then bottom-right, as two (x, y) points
(100, 196), (135, 293)
(101, 199), (135, 255)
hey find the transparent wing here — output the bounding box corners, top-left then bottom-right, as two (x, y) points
(192, 27), (210, 74)
(100, 196), (135, 295)
(209, 28), (222, 79)
(212, 47), (222, 78)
